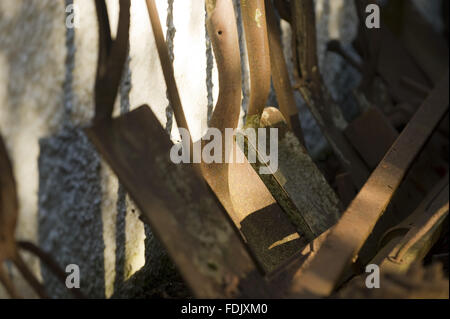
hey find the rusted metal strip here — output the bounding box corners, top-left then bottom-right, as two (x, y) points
(265, 0), (304, 144)
(376, 177), (449, 271)
(206, 0), (243, 132)
(288, 71), (449, 297)
(290, 0), (370, 189)
(202, 0), (306, 273)
(93, 0), (131, 123)
(366, 175), (449, 277)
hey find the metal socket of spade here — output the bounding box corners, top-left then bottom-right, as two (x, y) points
(239, 107), (342, 240)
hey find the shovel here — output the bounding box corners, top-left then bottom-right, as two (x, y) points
(85, 0), (270, 298)
(145, 0), (306, 274)
(238, 0), (341, 240)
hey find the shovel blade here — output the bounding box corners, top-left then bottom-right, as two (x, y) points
(85, 105), (268, 298)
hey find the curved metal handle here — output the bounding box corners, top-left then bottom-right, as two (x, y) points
(240, 0), (271, 119)
(207, 0), (242, 131)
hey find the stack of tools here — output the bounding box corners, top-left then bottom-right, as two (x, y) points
(1, 0), (448, 298)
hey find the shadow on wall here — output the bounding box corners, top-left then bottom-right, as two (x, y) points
(0, 0), (65, 298)
(0, 0), (187, 299)
(38, 127), (105, 298)
(36, 0), (187, 299)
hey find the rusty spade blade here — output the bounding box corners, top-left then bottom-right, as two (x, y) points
(238, 0), (341, 241)
(86, 0), (269, 298)
(145, 0), (306, 274)
(373, 175), (449, 275)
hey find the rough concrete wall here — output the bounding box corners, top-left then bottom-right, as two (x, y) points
(0, 0), (66, 298)
(1, 0), (441, 299)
